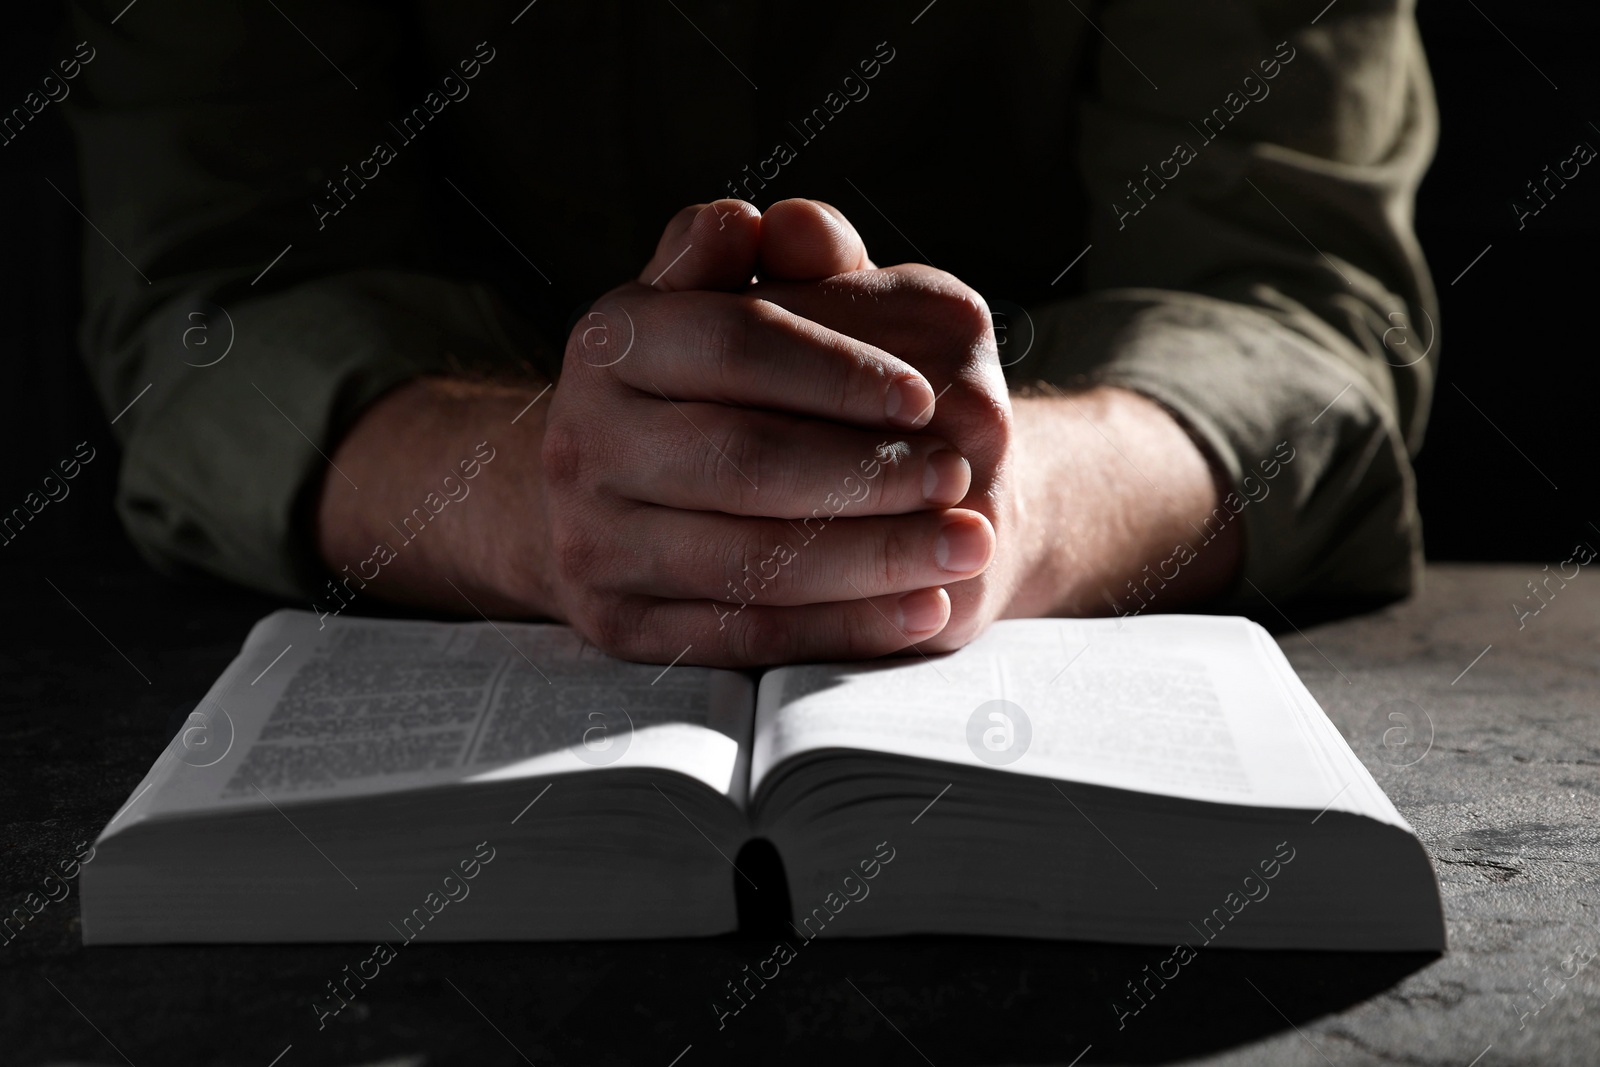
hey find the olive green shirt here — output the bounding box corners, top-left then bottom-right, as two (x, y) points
(66, 0), (1438, 610)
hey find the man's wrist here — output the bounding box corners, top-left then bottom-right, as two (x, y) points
(313, 375), (561, 621)
(1005, 385), (1243, 618)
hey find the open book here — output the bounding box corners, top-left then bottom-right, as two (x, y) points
(82, 611), (1444, 950)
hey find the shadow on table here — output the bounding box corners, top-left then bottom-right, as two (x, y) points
(22, 937), (1435, 1067)
(21, 940), (1440, 1067)
(670, 937), (1437, 1065)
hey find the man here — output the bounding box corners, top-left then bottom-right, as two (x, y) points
(66, 0), (1437, 666)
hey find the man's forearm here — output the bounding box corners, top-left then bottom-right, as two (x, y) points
(1005, 386), (1243, 618)
(313, 376), (559, 620)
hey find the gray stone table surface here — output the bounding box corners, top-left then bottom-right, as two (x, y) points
(1, 558), (1596, 1066)
(1230, 562), (1600, 1067)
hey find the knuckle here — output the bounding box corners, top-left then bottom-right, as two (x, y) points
(840, 599), (881, 658)
(702, 297), (752, 383)
(870, 520), (916, 593)
(552, 524), (603, 584)
(711, 524), (760, 602)
(891, 266), (992, 344)
(541, 420), (588, 489)
(862, 441), (911, 507)
(736, 299), (787, 389)
(742, 295), (787, 335)
(935, 287), (993, 341)
(967, 387), (1014, 455)
(705, 416), (765, 510)
(746, 298), (830, 409)
(827, 348), (869, 415)
(724, 606), (779, 666)
(957, 285), (994, 334)
(863, 450), (905, 509)
(588, 601), (642, 659)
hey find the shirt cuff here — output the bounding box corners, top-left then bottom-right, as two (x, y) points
(1012, 289), (1422, 607)
(110, 270), (536, 599)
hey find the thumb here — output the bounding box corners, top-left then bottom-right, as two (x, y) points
(638, 199), (762, 292)
(757, 198), (875, 281)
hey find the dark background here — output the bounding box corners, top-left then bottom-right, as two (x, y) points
(1, 8), (1593, 1064)
(2, 2), (1594, 576)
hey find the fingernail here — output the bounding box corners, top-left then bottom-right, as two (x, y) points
(922, 450), (971, 506)
(896, 588), (948, 637)
(885, 377), (935, 429)
(935, 516), (992, 574)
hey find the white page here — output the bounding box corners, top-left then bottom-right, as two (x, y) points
(751, 615), (1399, 824)
(105, 611), (753, 835)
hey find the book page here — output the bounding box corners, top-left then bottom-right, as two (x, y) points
(751, 615), (1397, 822)
(109, 611), (754, 832)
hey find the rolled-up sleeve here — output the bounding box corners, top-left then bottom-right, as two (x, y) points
(66, 0), (535, 598)
(1018, 0), (1438, 605)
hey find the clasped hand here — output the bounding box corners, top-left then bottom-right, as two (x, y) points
(543, 198), (1019, 666)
